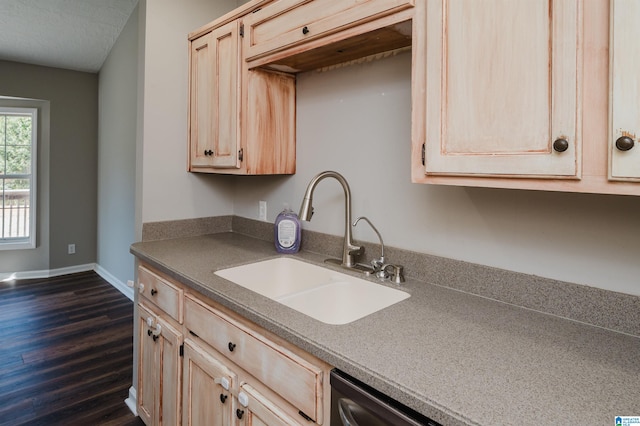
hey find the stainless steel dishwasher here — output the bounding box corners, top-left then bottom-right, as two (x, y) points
(330, 369), (441, 426)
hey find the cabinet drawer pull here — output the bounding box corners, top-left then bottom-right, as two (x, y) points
(220, 394), (228, 404)
(204, 149), (213, 156)
(552, 138), (569, 152)
(302, 26), (309, 35)
(615, 136), (635, 151)
(150, 289), (158, 296)
(214, 376), (230, 390)
(236, 409), (245, 419)
(228, 342), (236, 352)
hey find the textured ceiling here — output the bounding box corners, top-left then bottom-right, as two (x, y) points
(0, 0), (138, 73)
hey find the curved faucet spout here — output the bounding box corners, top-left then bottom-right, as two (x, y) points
(298, 171), (363, 268)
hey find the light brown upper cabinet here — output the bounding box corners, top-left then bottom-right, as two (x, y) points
(414, 0), (582, 179)
(188, 3), (296, 175)
(189, 0), (638, 194)
(412, 0), (639, 195)
(189, 21), (241, 170)
(242, 0), (414, 71)
(609, 0), (640, 182)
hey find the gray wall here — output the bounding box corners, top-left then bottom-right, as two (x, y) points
(97, 5), (139, 287)
(0, 61), (98, 272)
(233, 52), (640, 297)
(139, 0), (238, 225)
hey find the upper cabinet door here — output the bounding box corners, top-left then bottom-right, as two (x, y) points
(189, 20), (240, 170)
(609, 0), (640, 181)
(418, 0), (582, 178)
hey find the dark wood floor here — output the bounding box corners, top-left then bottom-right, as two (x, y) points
(0, 271), (145, 426)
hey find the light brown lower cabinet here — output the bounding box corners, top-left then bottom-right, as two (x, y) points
(182, 339), (236, 426)
(137, 302), (184, 426)
(136, 263), (332, 426)
(182, 339), (305, 426)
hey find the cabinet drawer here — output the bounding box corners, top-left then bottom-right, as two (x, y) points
(138, 266), (184, 323)
(184, 294), (323, 421)
(243, 0), (414, 63)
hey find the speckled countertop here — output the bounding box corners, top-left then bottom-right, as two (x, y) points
(131, 232), (640, 426)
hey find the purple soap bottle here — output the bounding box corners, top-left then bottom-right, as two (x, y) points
(274, 204), (301, 254)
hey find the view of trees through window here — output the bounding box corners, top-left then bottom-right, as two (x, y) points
(1, 110), (34, 242)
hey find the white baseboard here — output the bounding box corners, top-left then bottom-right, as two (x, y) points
(0, 263), (96, 282)
(125, 386), (137, 416)
(94, 264), (134, 301)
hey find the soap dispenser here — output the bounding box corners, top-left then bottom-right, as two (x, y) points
(274, 204), (301, 254)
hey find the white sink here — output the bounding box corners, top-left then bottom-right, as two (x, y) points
(215, 257), (337, 299)
(215, 257), (409, 325)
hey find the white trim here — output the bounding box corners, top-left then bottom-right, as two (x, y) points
(0, 106), (38, 249)
(94, 263), (134, 301)
(125, 386), (137, 416)
(0, 263), (95, 282)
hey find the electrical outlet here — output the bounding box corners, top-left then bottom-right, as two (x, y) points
(259, 201), (267, 221)
(68, 244), (76, 255)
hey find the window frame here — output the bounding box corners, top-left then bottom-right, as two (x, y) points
(0, 106), (38, 250)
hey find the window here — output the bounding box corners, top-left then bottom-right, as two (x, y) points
(0, 107), (37, 249)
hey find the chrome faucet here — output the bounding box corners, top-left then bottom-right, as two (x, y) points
(299, 171), (364, 268)
(353, 216), (386, 278)
(353, 216), (405, 284)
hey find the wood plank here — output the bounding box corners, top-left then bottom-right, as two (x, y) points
(0, 271), (143, 426)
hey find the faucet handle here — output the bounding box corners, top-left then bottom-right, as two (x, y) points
(347, 244), (364, 257)
(383, 264), (405, 284)
(370, 257), (387, 279)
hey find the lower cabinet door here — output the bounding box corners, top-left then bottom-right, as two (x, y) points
(158, 317), (183, 425)
(182, 339), (237, 426)
(138, 304), (157, 425)
(237, 384), (303, 426)
(137, 303), (183, 426)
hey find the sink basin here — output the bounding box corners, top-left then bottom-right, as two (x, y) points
(214, 257), (338, 299)
(215, 257), (409, 325)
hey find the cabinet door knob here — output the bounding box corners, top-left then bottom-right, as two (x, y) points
(236, 409), (245, 419)
(552, 138), (569, 153)
(219, 394), (227, 404)
(228, 342), (236, 352)
(302, 26), (310, 35)
(152, 334), (159, 342)
(204, 149), (213, 156)
(150, 289), (157, 296)
(147, 329), (152, 337)
(615, 136), (635, 151)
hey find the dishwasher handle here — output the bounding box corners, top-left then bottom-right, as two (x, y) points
(330, 369), (440, 426)
(338, 398), (359, 426)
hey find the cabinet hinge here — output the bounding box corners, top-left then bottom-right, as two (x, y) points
(238, 148), (244, 162)
(421, 143), (425, 166)
(240, 24), (244, 38)
(179, 344), (184, 357)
